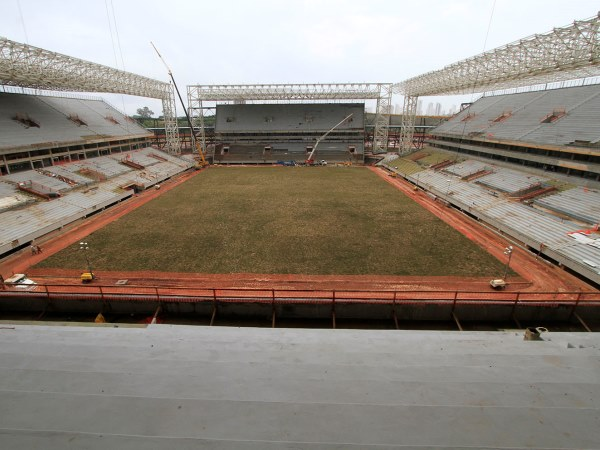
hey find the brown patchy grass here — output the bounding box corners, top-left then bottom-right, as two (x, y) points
(37, 166), (507, 276)
(388, 158), (423, 175)
(418, 148), (463, 166)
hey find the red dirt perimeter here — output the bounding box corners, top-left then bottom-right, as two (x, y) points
(0, 166), (596, 298)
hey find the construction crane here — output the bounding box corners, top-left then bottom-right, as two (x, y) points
(151, 42), (208, 169)
(305, 114), (353, 166)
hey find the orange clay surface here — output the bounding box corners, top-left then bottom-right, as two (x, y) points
(0, 166), (595, 295)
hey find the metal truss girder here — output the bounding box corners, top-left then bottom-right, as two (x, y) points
(187, 83), (388, 101)
(394, 14), (600, 96)
(187, 83), (393, 156)
(1, 37), (169, 98)
(373, 84), (392, 152)
(399, 95), (418, 153)
(0, 37), (180, 152)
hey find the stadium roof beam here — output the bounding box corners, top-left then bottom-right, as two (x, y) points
(187, 83), (393, 153)
(395, 13), (600, 97)
(395, 13), (600, 152)
(0, 37), (180, 154)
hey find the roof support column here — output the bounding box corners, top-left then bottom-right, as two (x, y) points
(399, 94), (418, 154)
(187, 86), (211, 158)
(187, 90), (208, 157)
(161, 83), (180, 154)
(373, 83), (392, 153)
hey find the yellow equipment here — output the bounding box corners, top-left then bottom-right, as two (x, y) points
(194, 141), (209, 169)
(81, 272), (95, 283)
(94, 313), (106, 323)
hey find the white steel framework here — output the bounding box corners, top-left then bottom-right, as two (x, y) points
(187, 83), (393, 153)
(399, 95), (418, 154)
(395, 13), (600, 152)
(0, 37), (180, 153)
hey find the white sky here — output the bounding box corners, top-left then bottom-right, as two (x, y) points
(1, 0), (598, 117)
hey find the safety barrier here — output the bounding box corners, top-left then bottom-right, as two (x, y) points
(2, 283), (599, 308)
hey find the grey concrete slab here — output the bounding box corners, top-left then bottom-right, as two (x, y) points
(2, 391), (599, 448)
(0, 325), (598, 449)
(0, 429), (490, 450)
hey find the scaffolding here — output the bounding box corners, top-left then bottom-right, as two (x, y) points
(187, 83), (393, 154)
(394, 13), (600, 152)
(0, 37), (180, 153)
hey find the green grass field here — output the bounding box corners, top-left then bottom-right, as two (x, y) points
(37, 167), (507, 276)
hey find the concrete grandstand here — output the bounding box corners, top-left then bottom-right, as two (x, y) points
(0, 90), (195, 256)
(382, 149), (600, 285)
(213, 103), (365, 164)
(427, 83), (600, 182)
(0, 91), (154, 174)
(0, 146), (194, 257)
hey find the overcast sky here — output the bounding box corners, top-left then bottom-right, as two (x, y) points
(1, 0), (597, 116)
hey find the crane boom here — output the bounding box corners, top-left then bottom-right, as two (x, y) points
(150, 42), (207, 167)
(307, 114), (353, 163)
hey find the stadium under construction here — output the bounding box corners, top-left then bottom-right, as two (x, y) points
(0, 11), (600, 449)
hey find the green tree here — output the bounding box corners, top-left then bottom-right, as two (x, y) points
(136, 106), (154, 118)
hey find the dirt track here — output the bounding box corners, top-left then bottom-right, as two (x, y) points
(0, 166), (595, 294)
(370, 167), (593, 292)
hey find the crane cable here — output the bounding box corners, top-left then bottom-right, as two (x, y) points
(104, 0), (130, 132)
(16, 0), (29, 45)
(456, 0), (496, 161)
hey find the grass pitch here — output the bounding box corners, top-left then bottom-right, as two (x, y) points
(37, 167), (507, 276)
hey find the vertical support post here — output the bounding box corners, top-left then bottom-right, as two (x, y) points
(187, 86), (210, 159)
(198, 101), (207, 153)
(568, 292), (582, 321)
(451, 291), (462, 331)
(511, 293), (522, 328)
(502, 246), (514, 281)
(332, 290), (336, 329)
(210, 289), (217, 326)
(373, 83), (393, 153)
(574, 312), (592, 332)
(392, 292), (399, 330)
(162, 83), (180, 154)
(512, 302), (522, 328)
(150, 305), (162, 325)
(399, 94), (418, 154)
(271, 289), (276, 328)
(452, 312), (463, 331)
(210, 303), (217, 326)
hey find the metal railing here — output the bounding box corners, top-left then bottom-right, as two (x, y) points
(2, 283), (599, 308)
